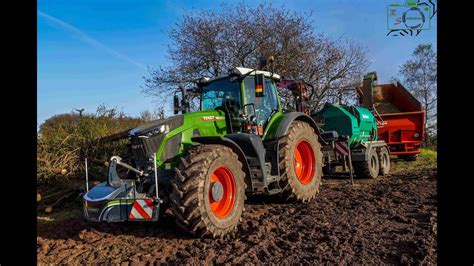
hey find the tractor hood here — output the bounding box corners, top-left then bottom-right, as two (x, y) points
(128, 110), (227, 171)
(128, 115), (184, 166)
(129, 115), (184, 137)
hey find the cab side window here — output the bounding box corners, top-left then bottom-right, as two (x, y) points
(243, 76), (279, 125)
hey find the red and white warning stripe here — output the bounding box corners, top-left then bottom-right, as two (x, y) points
(335, 141), (350, 157)
(129, 199), (154, 220)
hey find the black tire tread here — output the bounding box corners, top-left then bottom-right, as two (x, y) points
(377, 146), (391, 176)
(353, 147), (379, 179)
(278, 121), (323, 202)
(169, 144), (246, 237)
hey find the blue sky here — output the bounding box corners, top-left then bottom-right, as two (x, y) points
(38, 0), (437, 126)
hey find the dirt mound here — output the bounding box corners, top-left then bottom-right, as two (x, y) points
(37, 161), (437, 264)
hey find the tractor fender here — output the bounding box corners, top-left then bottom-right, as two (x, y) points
(191, 136), (252, 191)
(273, 112), (323, 142)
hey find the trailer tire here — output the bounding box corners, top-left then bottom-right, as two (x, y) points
(279, 121), (323, 202)
(378, 146), (391, 176)
(169, 144), (246, 237)
(353, 147), (379, 179)
(398, 154), (418, 161)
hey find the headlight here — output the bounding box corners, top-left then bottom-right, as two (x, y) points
(152, 124), (169, 135)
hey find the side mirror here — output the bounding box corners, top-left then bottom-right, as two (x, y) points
(255, 74), (265, 97)
(173, 95), (180, 115)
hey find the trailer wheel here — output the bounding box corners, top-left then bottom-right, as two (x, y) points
(378, 146), (391, 176)
(169, 144), (246, 237)
(279, 121), (323, 202)
(398, 154), (418, 161)
(353, 147), (379, 179)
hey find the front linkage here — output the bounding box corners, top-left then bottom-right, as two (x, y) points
(83, 156), (162, 222)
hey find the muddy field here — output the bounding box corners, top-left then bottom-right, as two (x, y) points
(37, 156), (437, 264)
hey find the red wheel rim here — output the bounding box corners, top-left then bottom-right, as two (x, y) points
(208, 166), (236, 218)
(293, 140), (315, 184)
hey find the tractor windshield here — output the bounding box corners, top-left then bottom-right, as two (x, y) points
(201, 78), (241, 111)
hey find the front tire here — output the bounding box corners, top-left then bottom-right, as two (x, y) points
(169, 145), (246, 237)
(279, 121), (323, 202)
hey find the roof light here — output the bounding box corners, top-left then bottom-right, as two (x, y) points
(197, 77), (210, 85)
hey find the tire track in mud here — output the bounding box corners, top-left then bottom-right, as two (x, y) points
(37, 168), (437, 264)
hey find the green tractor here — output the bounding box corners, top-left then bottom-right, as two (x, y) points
(83, 67), (324, 237)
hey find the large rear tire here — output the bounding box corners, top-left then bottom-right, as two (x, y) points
(169, 145), (246, 237)
(353, 147), (379, 179)
(279, 121), (323, 202)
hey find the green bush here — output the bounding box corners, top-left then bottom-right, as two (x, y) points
(37, 106), (145, 185)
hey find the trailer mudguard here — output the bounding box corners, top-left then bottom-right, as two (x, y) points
(191, 136), (253, 191)
(268, 112), (323, 142)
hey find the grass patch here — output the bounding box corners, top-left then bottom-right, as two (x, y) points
(391, 150), (437, 175)
(420, 148), (437, 158)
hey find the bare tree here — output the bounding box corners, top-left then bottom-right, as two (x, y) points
(140, 107), (165, 122)
(143, 2), (369, 113)
(399, 44), (437, 145)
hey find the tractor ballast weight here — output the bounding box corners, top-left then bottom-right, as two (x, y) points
(84, 156), (161, 222)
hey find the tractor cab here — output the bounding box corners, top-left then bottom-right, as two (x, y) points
(174, 67), (282, 137)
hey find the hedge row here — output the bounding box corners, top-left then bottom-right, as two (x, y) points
(37, 106), (146, 185)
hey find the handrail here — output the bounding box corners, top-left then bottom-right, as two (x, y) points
(371, 104), (385, 125)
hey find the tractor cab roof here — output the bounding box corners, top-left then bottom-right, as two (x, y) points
(204, 67), (281, 84)
(230, 67), (281, 80)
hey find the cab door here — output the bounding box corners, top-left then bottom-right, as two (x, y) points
(243, 76), (280, 127)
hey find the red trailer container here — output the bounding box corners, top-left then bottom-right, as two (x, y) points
(357, 72), (425, 161)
